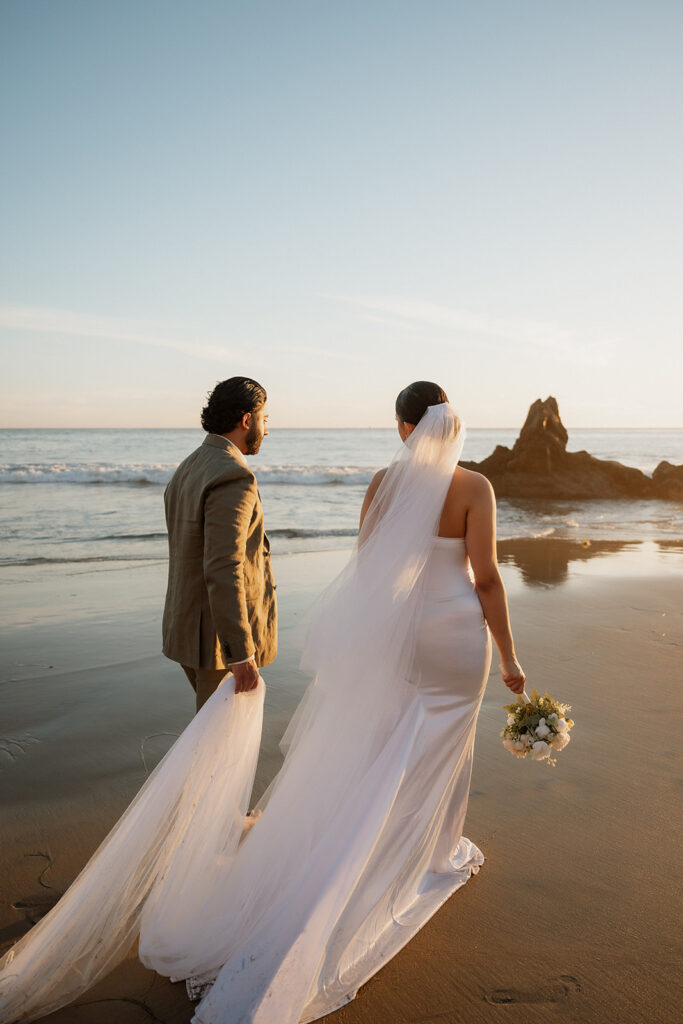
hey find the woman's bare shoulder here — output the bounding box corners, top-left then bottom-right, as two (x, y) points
(453, 465), (494, 493)
(363, 466), (386, 493)
(360, 467), (389, 527)
(362, 467), (388, 501)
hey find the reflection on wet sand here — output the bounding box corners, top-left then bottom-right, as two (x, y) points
(497, 538), (637, 586)
(656, 539), (683, 555)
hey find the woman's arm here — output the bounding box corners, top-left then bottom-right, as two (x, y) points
(359, 469), (387, 532)
(465, 475), (526, 694)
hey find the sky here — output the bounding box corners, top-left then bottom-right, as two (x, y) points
(1, 0), (681, 429)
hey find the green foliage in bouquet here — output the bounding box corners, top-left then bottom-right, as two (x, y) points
(501, 687), (574, 767)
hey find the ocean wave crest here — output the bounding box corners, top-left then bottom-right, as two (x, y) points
(268, 527), (358, 539)
(0, 463), (376, 486)
(259, 467), (374, 485)
(0, 463), (175, 485)
(99, 528), (358, 541)
(0, 554), (166, 567)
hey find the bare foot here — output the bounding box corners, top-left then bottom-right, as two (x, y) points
(239, 808), (263, 843)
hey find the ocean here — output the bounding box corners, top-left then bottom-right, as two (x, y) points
(0, 427), (681, 570)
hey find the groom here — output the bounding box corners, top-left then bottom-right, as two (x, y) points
(162, 376), (277, 711)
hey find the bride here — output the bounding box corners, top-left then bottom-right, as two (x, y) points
(0, 381), (526, 1024)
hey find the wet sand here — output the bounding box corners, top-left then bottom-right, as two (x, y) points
(0, 539), (681, 1024)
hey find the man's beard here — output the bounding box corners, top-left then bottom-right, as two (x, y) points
(244, 420), (264, 455)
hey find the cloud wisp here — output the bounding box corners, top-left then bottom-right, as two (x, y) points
(326, 294), (617, 367)
(0, 304), (241, 363)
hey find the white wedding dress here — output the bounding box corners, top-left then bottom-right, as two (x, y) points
(0, 404), (492, 1024)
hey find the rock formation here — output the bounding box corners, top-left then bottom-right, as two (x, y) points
(650, 460), (683, 500)
(460, 397), (682, 500)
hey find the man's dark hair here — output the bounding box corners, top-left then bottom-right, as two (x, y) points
(395, 381), (448, 425)
(201, 377), (267, 434)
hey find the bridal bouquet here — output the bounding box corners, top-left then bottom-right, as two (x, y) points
(501, 688), (574, 767)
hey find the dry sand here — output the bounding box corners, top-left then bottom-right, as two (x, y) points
(0, 540), (681, 1024)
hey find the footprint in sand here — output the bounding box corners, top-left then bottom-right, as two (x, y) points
(11, 852), (62, 925)
(11, 894), (60, 925)
(485, 974), (582, 1005)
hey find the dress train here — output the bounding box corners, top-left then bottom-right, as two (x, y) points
(0, 404), (491, 1024)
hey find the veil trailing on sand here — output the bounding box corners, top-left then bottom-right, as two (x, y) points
(0, 403), (466, 1024)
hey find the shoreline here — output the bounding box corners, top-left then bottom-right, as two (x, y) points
(1, 530), (682, 573)
(0, 540), (681, 1022)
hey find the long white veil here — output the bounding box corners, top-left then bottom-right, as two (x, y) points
(0, 403), (466, 1024)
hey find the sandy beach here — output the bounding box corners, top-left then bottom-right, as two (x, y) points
(1, 539), (681, 1024)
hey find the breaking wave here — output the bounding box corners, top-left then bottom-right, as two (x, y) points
(0, 464), (376, 486)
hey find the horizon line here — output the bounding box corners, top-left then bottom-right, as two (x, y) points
(0, 425), (681, 432)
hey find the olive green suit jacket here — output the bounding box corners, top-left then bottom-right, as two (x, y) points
(162, 433), (277, 670)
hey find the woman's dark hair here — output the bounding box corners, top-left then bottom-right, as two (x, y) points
(395, 381), (448, 425)
(201, 377), (267, 434)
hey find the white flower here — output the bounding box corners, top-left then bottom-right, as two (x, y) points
(551, 732), (570, 750)
(521, 732), (532, 746)
(555, 718), (569, 733)
(530, 740), (550, 760)
(535, 722), (551, 739)
(548, 712), (559, 722)
(513, 747), (526, 757)
(507, 714), (516, 725)
(514, 739), (525, 750)
(538, 717), (546, 726)
(502, 737), (516, 752)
